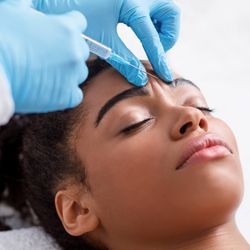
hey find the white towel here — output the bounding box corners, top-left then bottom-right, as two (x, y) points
(0, 227), (61, 250)
(0, 64), (15, 126)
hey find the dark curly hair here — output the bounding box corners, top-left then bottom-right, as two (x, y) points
(0, 59), (111, 250)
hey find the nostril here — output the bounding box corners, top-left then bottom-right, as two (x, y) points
(199, 119), (207, 129)
(179, 122), (192, 134)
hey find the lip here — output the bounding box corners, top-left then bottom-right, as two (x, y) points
(176, 133), (233, 171)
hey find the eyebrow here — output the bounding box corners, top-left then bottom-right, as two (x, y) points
(95, 87), (149, 127)
(95, 78), (198, 127)
(171, 78), (200, 90)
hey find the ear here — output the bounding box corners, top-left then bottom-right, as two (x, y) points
(55, 187), (99, 236)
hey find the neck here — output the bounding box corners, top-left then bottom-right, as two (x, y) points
(114, 220), (250, 250)
(168, 220), (250, 250)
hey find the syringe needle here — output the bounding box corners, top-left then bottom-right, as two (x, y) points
(82, 34), (161, 81)
(123, 61), (160, 81)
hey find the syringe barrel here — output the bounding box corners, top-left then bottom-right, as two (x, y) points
(81, 34), (112, 59)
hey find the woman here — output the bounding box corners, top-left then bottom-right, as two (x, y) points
(0, 59), (249, 250)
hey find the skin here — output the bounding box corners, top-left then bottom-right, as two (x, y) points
(55, 64), (250, 250)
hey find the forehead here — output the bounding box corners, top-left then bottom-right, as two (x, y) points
(83, 67), (132, 108)
(83, 66), (200, 111)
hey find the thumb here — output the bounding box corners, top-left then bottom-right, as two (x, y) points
(68, 87), (83, 109)
(106, 35), (148, 87)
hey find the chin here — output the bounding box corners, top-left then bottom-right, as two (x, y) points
(191, 156), (244, 220)
(178, 164), (243, 234)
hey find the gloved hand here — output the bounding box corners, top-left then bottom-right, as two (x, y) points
(0, 0), (89, 113)
(33, 0), (180, 86)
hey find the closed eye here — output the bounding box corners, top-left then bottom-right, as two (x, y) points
(119, 106), (213, 135)
(120, 118), (153, 135)
(196, 106), (214, 114)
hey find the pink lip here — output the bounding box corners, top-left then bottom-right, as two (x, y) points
(176, 133), (233, 171)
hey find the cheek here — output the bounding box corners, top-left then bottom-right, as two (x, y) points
(88, 132), (175, 204)
(85, 132), (181, 234)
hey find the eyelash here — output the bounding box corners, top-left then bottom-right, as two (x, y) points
(196, 106), (214, 114)
(121, 118), (153, 134)
(120, 106), (214, 135)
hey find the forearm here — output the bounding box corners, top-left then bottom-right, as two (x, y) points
(0, 64), (14, 126)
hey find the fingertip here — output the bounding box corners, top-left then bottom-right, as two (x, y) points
(153, 54), (173, 82)
(132, 62), (149, 86)
(160, 69), (173, 82)
(107, 53), (149, 86)
(125, 58), (149, 86)
(165, 71), (173, 82)
(68, 88), (83, 108)
(161, 64), (173, 82)
(82, 40), (90, 61)
(79, 63), (89, 84)
(129, 72), (148, 87)
(136, 74), (149, 86)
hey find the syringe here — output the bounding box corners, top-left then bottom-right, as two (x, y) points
(81, 34), (159, 80)
(81, 34), (112, 60)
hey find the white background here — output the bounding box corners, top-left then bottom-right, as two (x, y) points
(118, 0), (250, 242)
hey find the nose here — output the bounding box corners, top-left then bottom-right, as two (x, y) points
(170, 106), (208, 140)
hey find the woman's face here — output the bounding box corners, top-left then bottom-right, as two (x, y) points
(75, 66), (243, 247)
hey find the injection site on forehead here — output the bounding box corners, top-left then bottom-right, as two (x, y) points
(95, 78), (200, 127)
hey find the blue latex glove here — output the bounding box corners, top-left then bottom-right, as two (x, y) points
(33, 0), (180, 86)
(0, 0), (89, 113)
